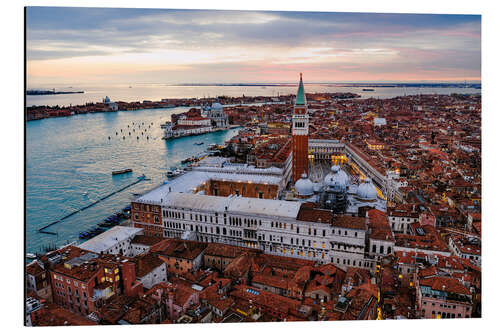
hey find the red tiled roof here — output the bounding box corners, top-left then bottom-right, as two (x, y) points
(332, 215), (366, 230)
(419, 276), (471, 295)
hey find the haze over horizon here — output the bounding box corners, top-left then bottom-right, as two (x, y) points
(26, 7), (481, 86)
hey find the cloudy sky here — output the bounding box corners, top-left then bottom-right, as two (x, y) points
(26, 7), (481, 85)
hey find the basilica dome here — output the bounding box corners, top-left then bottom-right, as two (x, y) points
(356, 178), (378, 201)
(211, 102), (223, 111)
(295, 173), (314, 197)
(323, 165), (349, 191)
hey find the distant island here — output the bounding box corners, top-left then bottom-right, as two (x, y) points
(174, 82), (481, 89)
(27, 89), (84, 96)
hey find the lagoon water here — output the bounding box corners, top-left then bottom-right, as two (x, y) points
(26, 107), (240, 254)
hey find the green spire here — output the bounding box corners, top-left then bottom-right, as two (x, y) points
(295, 72), (306, 106)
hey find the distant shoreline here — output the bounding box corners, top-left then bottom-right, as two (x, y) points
(26, 92), (360, 121)
(27, 90), (84, 96)
(173, 82), (481, 89)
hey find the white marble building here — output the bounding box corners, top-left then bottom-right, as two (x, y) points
(159, 192), (378, 271)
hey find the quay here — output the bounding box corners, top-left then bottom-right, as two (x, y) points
(38, 175), (147, 235)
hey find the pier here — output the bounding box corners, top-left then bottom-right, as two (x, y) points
(38, 175), (146, 235)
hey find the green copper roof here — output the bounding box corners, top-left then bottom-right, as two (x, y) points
(295, 73), (306, 105)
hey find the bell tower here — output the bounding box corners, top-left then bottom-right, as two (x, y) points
(292, 73), (309, 183)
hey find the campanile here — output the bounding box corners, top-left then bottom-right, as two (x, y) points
(291, 73), (309, 183)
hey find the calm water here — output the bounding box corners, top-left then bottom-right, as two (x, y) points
(26, 107), (240, 254)
(26, 83), (481, 107)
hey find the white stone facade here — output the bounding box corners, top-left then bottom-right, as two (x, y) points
(159, 192), (377, 271)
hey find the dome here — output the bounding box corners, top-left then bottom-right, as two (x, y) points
(356, 178), (377, 201)
(211, 102), (223, 110)
(323, 165), (349, 191)
(295, 173), (314, 196)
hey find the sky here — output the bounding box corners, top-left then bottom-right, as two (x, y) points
(26, 7), (481, 85)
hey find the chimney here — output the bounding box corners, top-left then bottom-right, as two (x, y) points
(122, 261), (137, 297)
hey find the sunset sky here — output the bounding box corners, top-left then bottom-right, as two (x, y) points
(26, 7), (481, 85)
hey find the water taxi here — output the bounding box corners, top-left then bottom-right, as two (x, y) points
(112, 168), (133, 175)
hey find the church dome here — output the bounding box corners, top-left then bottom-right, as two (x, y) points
(356, 178), (377, 201)
(323, 165), (349, 191)
(211, 102), (223, 110)
(295, 173), (314, 197)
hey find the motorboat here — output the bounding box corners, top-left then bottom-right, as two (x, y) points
(112, 168), (132, 175)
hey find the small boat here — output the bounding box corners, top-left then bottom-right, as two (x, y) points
(112, 168), (132, 175)
(82, 191), (88, 196)
(173, 169), (184, 176)
(194, 142), (204, 145)
(26, 253), (36, 259)
(79, 232), (90, 239)
(207, 143), (218, 151)
(362, 88), (375, 91)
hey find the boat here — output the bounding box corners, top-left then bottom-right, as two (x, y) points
(112, 168), (132, 175)
(362, 88), (375, 91)
(26, 253), (36, 259)
(181, 156), (196, 164)
(194, 142), (204, 145)
(79, 232), (90, 239)
(207, 143), (218, 151)
(173, 169), (184, 176)
(82, 191), (88, 196)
